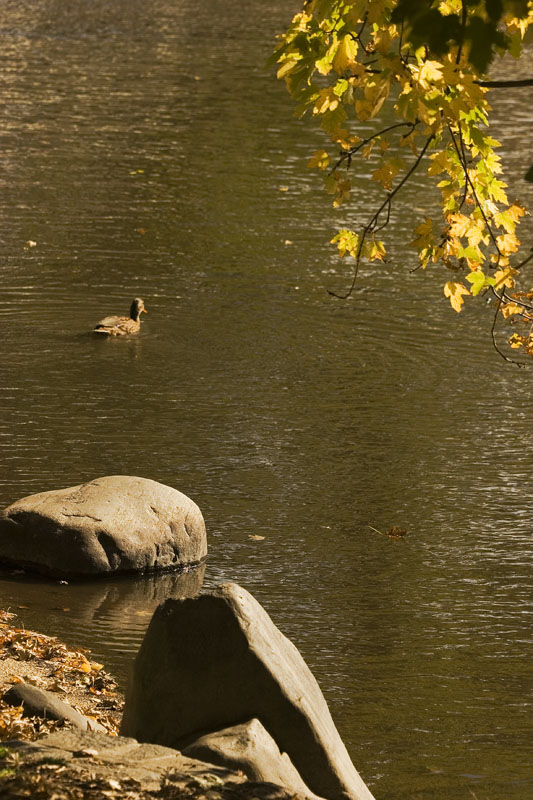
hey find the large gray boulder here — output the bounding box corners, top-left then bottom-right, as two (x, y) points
(184, 718), (323, 799)
(0, 476), (207, 578)
(120, 583), (375, 800)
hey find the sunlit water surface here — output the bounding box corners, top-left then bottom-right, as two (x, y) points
(0, 3), (532, 798)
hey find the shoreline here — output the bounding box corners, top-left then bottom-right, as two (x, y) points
(0, 609), (123, 740)
(0, 608), (317, 800)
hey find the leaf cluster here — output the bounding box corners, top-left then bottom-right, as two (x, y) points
(273, 0), (533, 361)
(392, 0), (530, 72)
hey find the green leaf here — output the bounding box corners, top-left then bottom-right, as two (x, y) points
(465, 271), (496, 296)
(333, 79), (349, 97)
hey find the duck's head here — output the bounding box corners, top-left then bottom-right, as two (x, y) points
(130, 297), (147, 320)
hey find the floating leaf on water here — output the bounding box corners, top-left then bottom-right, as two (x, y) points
(387, 526), (409, 538)
(368, 525), (409, 539)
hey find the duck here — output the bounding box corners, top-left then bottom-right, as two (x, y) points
(93, 297), (147, 335)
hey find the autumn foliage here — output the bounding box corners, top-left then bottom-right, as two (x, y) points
(272, 0), (533, 360)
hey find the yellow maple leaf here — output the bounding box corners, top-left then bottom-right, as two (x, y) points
(276, 58), (299, 80)
(331, 229), (359, 258)
(428, 149), (454, 176)
(360, 141), (375, 159)
(356, 77), (390, 121)
(444, 281), (470, 312)
(501, 303), (523, 319)
(488, 180), (509, 205)
(372, 157), (404, 190)
(313, 88), (339, 115)
(332, 175), (351, 207)
(400, 129), (419, 154)
(332, 35), (358, 73)
(493, 267), (519, 289)
(417, 60), (444, 89)
(467, 226), (484, 248)
(355, 98), (374, 122)
(365, 237), (386, 262)
(447, 213), (471, 239)
(307, 149), (330, 170)
(509, 333), (527, 349)
(493, 204), (527, 234)
(496, 232), (520, 256)
(374, 27), (393, 55)
(411, 217), (434, 250)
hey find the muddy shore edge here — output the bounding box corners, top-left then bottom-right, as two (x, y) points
(0, 608), (123, 740)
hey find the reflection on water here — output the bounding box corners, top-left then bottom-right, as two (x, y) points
(0, 565), (205, 682)
(0, 1), (532, 798)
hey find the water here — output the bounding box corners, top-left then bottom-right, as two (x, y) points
(1, 2), (532, 798)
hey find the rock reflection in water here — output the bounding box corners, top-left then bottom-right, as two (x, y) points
(0, 564), (206, 685)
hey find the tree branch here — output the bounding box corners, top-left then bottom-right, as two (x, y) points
(455, 0), (467, 66)
(448, 124), (503, 262)
(490, 288), (526, 366)
(329, 133), (435, 299)
(330, 122), (416, 174)
(476, 78), (533, 88)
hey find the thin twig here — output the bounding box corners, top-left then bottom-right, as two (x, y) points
(448, 124), (503, 260)
(398, 21), (409, 67)
(368, 525), (388, 537)
(455, 0), (467, 65)
(502, 288), (533, 312)
(352, 14), (370, 55)
(330, 122), (416, 174)
(476, 78), (533, 88)
(456, 124), (469, 211)
(513, 249), (533, 271)
(329, 133), (435, 299)
(375, 198), (392, 231)
(490, 287), (525, 366)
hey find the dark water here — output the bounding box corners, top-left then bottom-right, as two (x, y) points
(1, 2), (532, 798)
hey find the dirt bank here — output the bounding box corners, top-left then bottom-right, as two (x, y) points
(0, 609), (123, 740)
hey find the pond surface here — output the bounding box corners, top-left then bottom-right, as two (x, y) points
(1, 2), (532, 798)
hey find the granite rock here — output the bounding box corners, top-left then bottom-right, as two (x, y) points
(120, 583), (375, 800)
(0, 476), (207, 578)
(184, 718), (324, 799)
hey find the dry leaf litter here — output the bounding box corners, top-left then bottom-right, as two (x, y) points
(0, 609), (122, 741)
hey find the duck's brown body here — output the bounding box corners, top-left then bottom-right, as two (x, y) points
(94, 298), (147, 336)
